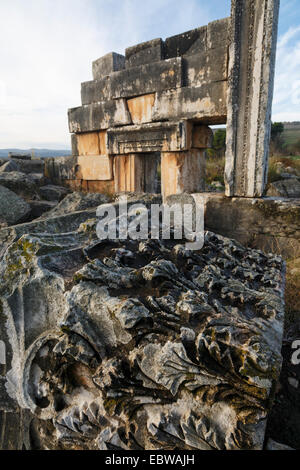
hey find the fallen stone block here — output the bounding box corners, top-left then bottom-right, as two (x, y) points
(0, 172), (40, 197)
(81, 58), (182, 105)
(11, 158), (44, 174)
(0, 160), (20, 173)
(266, 179), (300, 198)
(39, 185), (71, 202)
(68, 100), (131, 133)
(125, 38), (164, 67)
(107, 121), (192, 154)
(0, 185), (31, 226)
(92, 52), (125, 80)
(0, 222), (285, 449)
(183, 46), (228, 86)
(28, 200), (57, 219)
(8, 152), (31, 160)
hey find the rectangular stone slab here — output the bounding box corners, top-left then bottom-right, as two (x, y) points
(183, 46), (228, 86)
(81, 57), (182, 105)
(152, 82), (227, 124)
(74, 131), (108, 156)
(92, 52), (125, 80)
(76, 155), (113, 180)
(107, 121), (191, 154)
(125, 38), (164, 68)
(126, 94), (156, 124)
(68, 99), (132, 133)
(164, 26), (207, 58)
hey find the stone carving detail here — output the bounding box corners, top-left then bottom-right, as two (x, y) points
(0, 215), (284, 449)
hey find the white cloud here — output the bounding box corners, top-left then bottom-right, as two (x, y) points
(272, 26), (300, 122)
(0, 0), (215, 148)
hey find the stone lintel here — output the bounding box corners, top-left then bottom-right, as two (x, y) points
(225, 0), (280, 197)
(107, 121), (192, 154)
(92, 52), (125, 80)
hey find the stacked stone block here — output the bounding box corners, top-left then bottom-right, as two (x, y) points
(63, 18), (229, 197)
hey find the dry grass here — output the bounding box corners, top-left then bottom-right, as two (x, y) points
(268, 155), (300, 182)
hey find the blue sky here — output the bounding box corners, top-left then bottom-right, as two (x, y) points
(0, 0), (299, 149)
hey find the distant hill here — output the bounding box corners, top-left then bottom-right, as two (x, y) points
(0, 148), (71, 158)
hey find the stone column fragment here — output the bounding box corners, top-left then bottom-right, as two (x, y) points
(225, 0), (280, 197)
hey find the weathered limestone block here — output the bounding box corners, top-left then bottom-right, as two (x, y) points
(176, 193), (300, 259)
(92, 52), (125, 80)
(107, 121), (192, 154)
(75, 131), (108, 156)
(0, 185), (31, 226)
(0, 217), (285, 449)
(68, 100), (131, 133)
(183, 47), (228, 86)
(152, 82), (227, 124)
(225, 0), (280, 197)
(161, 150), (205, 199)
(207, 18), (230, 50)
(81, 58), (182, 105)
(76, 155), (113, 181)
(266, 179), (300, 199)
(114, 153), (160, 193)
(164, 25), (207, 58)
(126, 94), (156, 124)
(125, 38), (164, 68)
(44, 156), (77, 182)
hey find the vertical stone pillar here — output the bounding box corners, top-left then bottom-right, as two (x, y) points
(161, 149), (205, 201)
(225, 0), (280, 197)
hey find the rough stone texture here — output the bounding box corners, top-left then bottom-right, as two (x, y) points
(68, 100), (131, 133)
(39, 191), (110, 219)
(152, 83), (227, 124)
(0, 185), (31, 226)
(167, 193), (300, 259)
(125, 38), (164, 68)
(28, 200), (57, 219)
(92, 52), (125, 80)
(0, 217), (285, 450)
(75, 131), (108, 156)
(39, 185), (71, 202)
(266, 439), (295, 451)
(11, 158), (44, 174)
(107, 121), (193, 154)
(164, 26), (208, 59)
(266, 179), (300, 199)
(225, 0), (280, 197)
(0, 160), (20, 173)
(0, 172), (41, 197)
(183, 47), (228, 86)
(161, 150), (205, 200)
(81, 58), (182, 105)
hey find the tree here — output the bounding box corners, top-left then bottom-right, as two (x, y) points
(270, 122), (284, 156)
(207, 128), (226, 158)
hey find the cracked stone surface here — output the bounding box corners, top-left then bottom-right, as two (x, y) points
(0, 217), (285, 450)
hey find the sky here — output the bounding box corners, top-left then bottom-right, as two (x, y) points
(0, 0), (299, 149)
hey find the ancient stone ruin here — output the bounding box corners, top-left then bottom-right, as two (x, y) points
(46, 0), (280, 201)
(1, 0), (291, 451)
